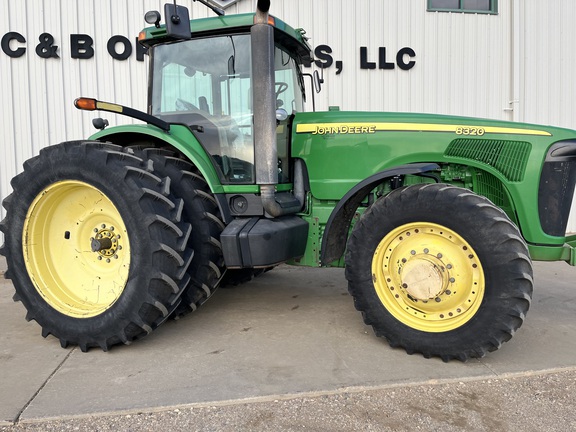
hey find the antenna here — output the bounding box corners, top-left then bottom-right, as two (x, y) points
(193, 0), (225, 16)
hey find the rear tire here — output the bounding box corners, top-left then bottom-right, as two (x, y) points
(132, 147), (272, 302)
(345, 183), (533, 361)
(0, 142), (193, 351)
(134, 147), (226, 318)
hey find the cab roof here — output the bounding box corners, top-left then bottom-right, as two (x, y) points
(139, 12), (312, 63)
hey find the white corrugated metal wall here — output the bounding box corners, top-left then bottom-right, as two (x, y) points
(1, 0), (576, 245)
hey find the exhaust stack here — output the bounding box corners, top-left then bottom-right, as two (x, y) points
(251, 0), (302, 217)
(252, 0), (277, 187)
(254, 0), (271, 24)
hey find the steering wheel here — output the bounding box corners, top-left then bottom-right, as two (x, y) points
(175, 98), (199, 111)
(275, 82), (289, 99)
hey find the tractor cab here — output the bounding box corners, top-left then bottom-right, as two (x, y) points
(139, 10), (311, 186)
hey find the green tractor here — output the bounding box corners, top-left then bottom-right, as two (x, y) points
(2, 0), (576, 361)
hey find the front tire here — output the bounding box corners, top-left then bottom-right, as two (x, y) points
(345, 183), (533, 361)
(0, 142), (193, 351)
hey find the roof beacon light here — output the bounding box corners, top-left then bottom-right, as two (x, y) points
(144, 10), (162, 28)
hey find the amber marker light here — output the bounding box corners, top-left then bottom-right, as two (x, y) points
(138, 31), (147, 42)
(74, 97), (97, 111)
(253, 15), (276, 26)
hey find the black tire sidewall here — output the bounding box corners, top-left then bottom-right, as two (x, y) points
(346, 184), (532, 357)
(4, 143), (178, 342)
(132, 149), (226, 315)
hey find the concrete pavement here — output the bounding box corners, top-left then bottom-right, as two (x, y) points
(1, 256), (575, 426)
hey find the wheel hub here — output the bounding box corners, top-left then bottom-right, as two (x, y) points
(401, 256), (447, 300)
(91, 225), (122, 262)
(23, 180), (131, 318)
(372, 222), (485, 332)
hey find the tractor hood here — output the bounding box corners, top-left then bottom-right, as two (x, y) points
(291, 110), (576, 201)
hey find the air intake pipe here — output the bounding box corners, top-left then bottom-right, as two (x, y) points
(251, 0), (302, 217)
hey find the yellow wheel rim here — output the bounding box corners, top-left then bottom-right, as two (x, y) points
(372, 222), (485, 332)
(23, 181), (131, 318)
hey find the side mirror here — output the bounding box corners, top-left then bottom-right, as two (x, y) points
(164, 3), (191, 40)
(313, 69), (324, 93)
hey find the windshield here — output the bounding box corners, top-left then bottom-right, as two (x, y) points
(150, 34), (304, 184)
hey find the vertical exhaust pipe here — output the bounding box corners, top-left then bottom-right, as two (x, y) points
(252, 0), (277, 187)
(254, 0), (271, 24)
(252, 0), (301, 217)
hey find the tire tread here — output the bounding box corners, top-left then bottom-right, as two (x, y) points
(345, 183), (534, 362)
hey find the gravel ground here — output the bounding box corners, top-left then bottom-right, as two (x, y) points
(2, 369), (575, 432)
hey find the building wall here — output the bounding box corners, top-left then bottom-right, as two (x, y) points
(1, 0), (575, 245)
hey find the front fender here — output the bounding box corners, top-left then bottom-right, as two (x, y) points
(321, 163), (439, 265)
(89, 124), (223, 193)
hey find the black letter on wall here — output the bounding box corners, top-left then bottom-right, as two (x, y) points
(314, 44), (333, 69)
(397, 47), (416, 70)
(107, 35), (132, 60)
(379, 47), (395, 70)
(360, 47), (376, 69)
(135, 37), (148, 61)
(1, 32), (26, 58)
(36, 33), (59, 58)
(71, 34), (94, 59)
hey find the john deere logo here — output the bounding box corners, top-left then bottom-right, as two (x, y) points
(208, 0), (244, 9)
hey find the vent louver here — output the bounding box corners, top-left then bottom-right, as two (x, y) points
(445, 139), (531, 182)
